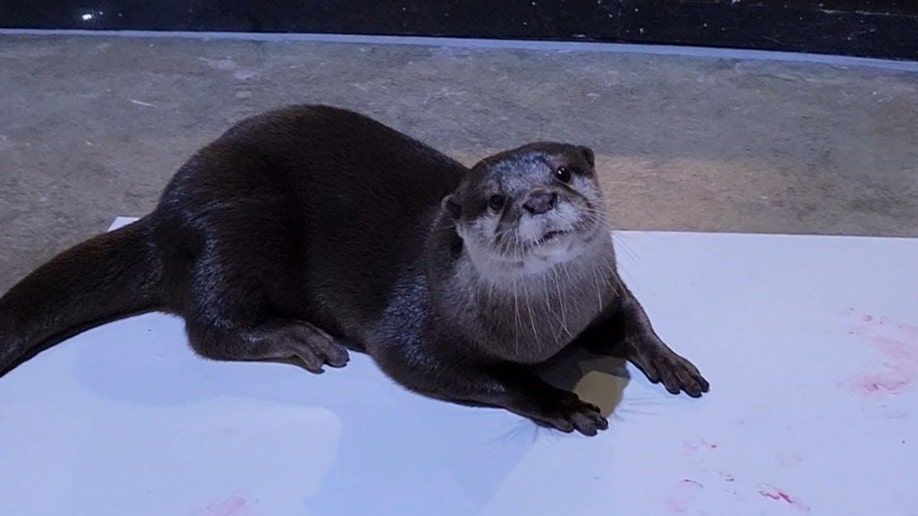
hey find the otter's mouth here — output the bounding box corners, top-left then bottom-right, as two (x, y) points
(536, 230), (569, 245)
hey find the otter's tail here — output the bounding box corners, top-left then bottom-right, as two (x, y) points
(0, 219), (163, 377)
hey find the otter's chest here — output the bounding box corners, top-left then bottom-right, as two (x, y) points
(474, 278), (618, 364)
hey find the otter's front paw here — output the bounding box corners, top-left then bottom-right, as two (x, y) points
(531, 389), (609, 436)
(633, 346), (709, 397)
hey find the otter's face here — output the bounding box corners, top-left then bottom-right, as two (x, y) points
(443, 143), (608, 279)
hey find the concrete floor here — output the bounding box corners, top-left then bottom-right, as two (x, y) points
(0, 34), (916, 293)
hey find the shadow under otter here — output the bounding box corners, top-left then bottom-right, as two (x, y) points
(0, 105), (708, 436)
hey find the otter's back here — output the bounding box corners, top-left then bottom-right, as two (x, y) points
(161, 105), (467, 334)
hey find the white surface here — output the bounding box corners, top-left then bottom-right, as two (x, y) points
(1, 217), (916, 515)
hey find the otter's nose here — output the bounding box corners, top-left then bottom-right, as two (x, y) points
(523, 191), (557, 215)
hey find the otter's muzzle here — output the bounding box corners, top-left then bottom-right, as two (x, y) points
(523, 190), (558, 215)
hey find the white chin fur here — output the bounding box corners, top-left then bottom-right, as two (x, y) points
(464, 231), (591, 283)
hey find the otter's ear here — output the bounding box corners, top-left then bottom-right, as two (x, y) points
(579, 146), (595, 168)
(442, 194), (462, 220)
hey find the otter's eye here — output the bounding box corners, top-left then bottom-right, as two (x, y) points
(487, 194), (505, 212)
(555, 166), (573, 183)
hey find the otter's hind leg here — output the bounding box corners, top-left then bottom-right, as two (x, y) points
(190, 318), (349, 373)
(178, 215), (349, 373)
(183, 277), (350, 373)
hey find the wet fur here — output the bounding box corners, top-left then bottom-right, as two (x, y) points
(0, 105), (709, 435)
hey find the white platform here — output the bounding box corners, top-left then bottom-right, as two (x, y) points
(1, 218), (916, 515)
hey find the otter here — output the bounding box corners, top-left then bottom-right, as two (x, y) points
(0, 105), (708, 435)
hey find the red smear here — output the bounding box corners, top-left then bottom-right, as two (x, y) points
(194, 497), (257, 516)
(759, 485), (811, 513)
(845, 314), (918, 397)
(760, 490), (786, 501)
(870, 336), (918, 366)
(679, 479), (704, 488)
(852, 373), (911, 395)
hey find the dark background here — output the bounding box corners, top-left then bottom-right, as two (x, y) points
(1, 1), (916, 60)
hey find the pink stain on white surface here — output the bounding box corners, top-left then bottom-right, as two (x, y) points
(852, 372), (911, 395)
(193, 496), (258, 516)
(845, 314), (918, 397)
(758, 485), (811, 513)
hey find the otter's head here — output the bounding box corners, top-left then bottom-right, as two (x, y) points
(442, 142), (609, 281)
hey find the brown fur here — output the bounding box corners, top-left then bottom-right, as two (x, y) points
(0, 105), (708, 435)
